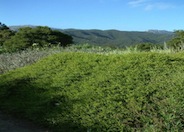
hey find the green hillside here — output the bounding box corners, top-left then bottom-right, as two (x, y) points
(1, 52), (184, 131)
(10, 26), (174, 47)
(62, 29), (173, 47)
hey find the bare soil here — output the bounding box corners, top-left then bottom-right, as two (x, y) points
(0, 111), (50, 132)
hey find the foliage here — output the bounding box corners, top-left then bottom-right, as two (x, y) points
(0, 45), (113, 74)
(1, 52), (184, 131)
(131, 43), (163, 51)
(0, 44), (176, 74)
(167, 30), (184, 50)
(3, 26), (73, 52)
(0, 22), (15, 47)
(62, 29), (173, 47)
(0, 22), (9, 30)
(10, 26), (173, 47)
(0, 47), (63, 74)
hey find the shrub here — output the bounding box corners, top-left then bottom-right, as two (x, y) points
(131, 43), (163, 51)
(1, 52), (184, 131)
(3, 26), (73, 52)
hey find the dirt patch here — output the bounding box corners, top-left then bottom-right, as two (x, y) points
(0, 111), (50, 132)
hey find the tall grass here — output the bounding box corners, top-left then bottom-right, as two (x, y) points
(0, 48), (62, 74)
(0, 44), (114, 74)
(0, 44), (179, 74)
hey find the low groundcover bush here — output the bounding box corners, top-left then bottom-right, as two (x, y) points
(1, 52), (184, 131)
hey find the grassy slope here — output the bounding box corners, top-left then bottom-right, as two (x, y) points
(1, 52), (184, 131)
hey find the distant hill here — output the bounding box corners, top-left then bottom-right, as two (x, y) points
(10, 25), (36, 31)
(62, 29), (174, 47)
(10, 26), (174, 48)
(147, 30), (173, 34)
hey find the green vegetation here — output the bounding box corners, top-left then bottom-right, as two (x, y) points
(167, 30), (184, 50)
(0, 43), (175, 75)
(10, 26), (174, 48)
(0, 44), (116, 74)
(0, 48), (61, 74)
(1, 52), (184, 131)
(129, 43), (163, 51)
(1, 22), (184, 131)
(61, 29), (173, 47)
(0, 23), (73, 52)
(0, 22), (15, 52)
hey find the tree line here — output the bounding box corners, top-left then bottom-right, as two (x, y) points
(0, 22), (73, 52)
(127, 30), (184, 51)
(1, 22), (184, 52)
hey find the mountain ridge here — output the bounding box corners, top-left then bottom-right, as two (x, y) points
(9, 25), (174, 47)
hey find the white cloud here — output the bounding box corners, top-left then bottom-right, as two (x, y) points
(145, 3), (175, 11)
(128, 0), (175, 10)
(128, 0), (149, 7)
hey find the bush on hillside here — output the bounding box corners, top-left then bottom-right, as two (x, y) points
(131, 43), (163, 51)
(1, 52), (184, 131)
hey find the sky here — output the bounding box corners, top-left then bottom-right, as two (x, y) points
(0, 0), (184, 31)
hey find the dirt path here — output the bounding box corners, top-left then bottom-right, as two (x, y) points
(0, 111), (50, 132)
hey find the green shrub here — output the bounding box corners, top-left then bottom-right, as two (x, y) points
(130, 43), (163, 51)
(1, 52), (184, 131)
(3, 26), (73, 52)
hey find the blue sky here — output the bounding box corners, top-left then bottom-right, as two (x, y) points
(0, 0), (184, 31)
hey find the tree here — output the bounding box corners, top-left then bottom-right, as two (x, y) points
(3, 26), (73, 52)
(0, 22), (15, 46)
(167, 30), (184, 50)
(0, 22), (9, 30)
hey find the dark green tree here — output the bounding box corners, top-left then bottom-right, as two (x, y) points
(3, 26), (73, 52)
(0, 22), (15, 46)
(167, 30), (184, 50)
(0, 22), (9, 30)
